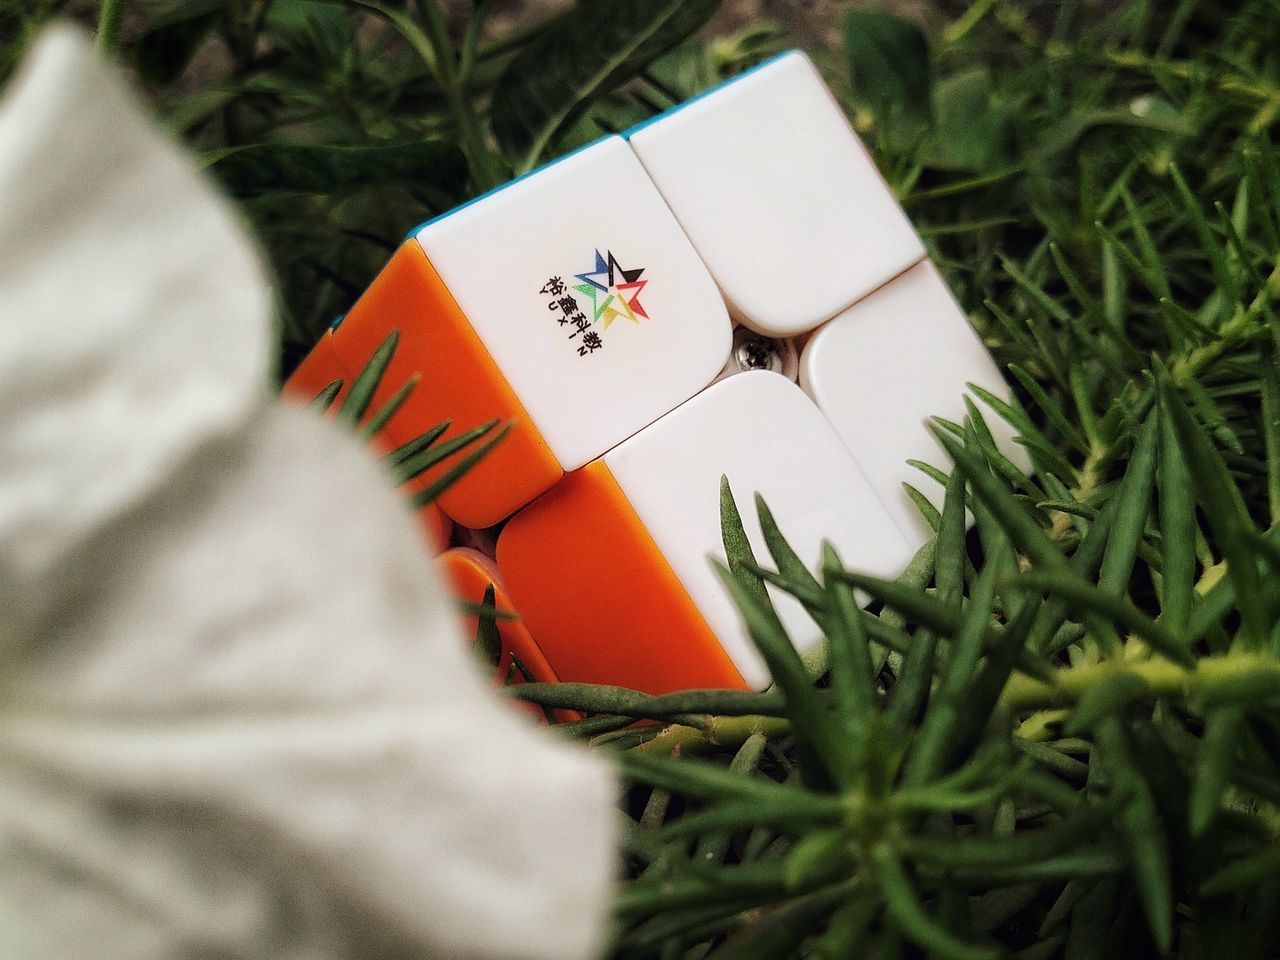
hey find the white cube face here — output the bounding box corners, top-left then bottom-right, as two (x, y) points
(416, 136), (732, 472)
(603, 371), (913, 688)
(799, 261), (1030, 548)
(627, 51), (926, 338)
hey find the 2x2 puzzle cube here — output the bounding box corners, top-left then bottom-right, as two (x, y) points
(285, 50), (1029, 694)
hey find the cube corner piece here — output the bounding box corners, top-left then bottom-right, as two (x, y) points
(627, 51), (925, 338)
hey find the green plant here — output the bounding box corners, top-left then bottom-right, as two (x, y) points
(308, 329), (509, 509)
(506, 3), (1280, 957)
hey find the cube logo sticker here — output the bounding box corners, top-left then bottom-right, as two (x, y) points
(574, 249), (649, 327)
(539, 248), (649, 359)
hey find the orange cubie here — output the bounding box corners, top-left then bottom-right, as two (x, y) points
(498, 373), (915, 695)
(438, 547), (578, 723)
(283, 50), (1032, 695)
(309, 135), (731, 529)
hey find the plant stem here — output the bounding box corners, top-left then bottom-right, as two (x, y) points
(95, 0), (126, 55)
(620, 654), (1280, 757)
(633, 715), (791, 756)
(511, 682), (787, 718)
(1001, 653), (1280, 713)
(414, 0), (503, 191)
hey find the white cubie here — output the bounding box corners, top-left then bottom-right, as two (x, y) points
(627, 51), (925, 338)
(799, 260), (1030, 547)
(415, 135), (732, 472)
(603, 371), (913, 689)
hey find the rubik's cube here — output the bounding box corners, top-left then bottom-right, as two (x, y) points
(285, 51), (1027, 695)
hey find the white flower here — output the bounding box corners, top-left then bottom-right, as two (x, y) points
(0, 25), (616, 960)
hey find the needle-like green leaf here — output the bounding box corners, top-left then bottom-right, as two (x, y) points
(396, 418), (500, 482)
(360, 372), (419, 440)
(883, 465), (969, 739)
(898, 805), (1109, 868)
(1159, 364), (1268, 649)
(1157, 402), (1197, 634)
(336, 329), (398, 427)
(309, 378), (343, 412)
(1098, 408), (1159, 595)
(755, 493), (823, 606)
(713, 559), (840, 774)
(904, 563), (998, 786)
(473, 582), (502, 666)
(1170, 162), (1238, 300)
(808, 888), (879, 958)
(1008, 363), (1090, 452)
(410, 423), (512, 506)
(935, 459), (969, 604)
(387, 420), (452, 465)
(1093, 715), (1174, 953)
(1009, 571), (1194, 667)
(832, 567), (1053, 681)
(822, 542), (878, 725)
(693, 733), (769, 866)
(1201, 843), (1280, 897)
(618, 750), (815, 804)
(872, 845), (999, 960)
(1189, 706), (1244, 836)
(967, 381), (1078, 479)
(697, 882), (853, 960)
(931, 423), (1065, 571)
(739, 558), (826, 610)
(657, 793), (846, 839)
(1260, 348), (1280, 525)
(1064, 671), (1149, 735)
(719, 477), (770, 610)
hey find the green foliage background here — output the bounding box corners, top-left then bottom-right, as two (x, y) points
(6, 0), (1280, 956)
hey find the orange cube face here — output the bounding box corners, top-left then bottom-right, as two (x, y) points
(324, 242), (564, 529)
(497, 373), (915, 694)
(281, 320), (452, 557)
(402, 473), (453, 554)
(281, 329), (349, 407)
(437, 548), (577, 723)
(496, 463), (747, 696)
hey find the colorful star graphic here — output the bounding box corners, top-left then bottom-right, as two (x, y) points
(572, 248), (649, 329)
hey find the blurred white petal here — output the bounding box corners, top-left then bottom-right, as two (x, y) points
(0, 25), (616, 960)
(0, 24), (271, 634)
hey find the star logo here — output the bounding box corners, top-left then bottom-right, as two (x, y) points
(572, 249), (649, 329)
